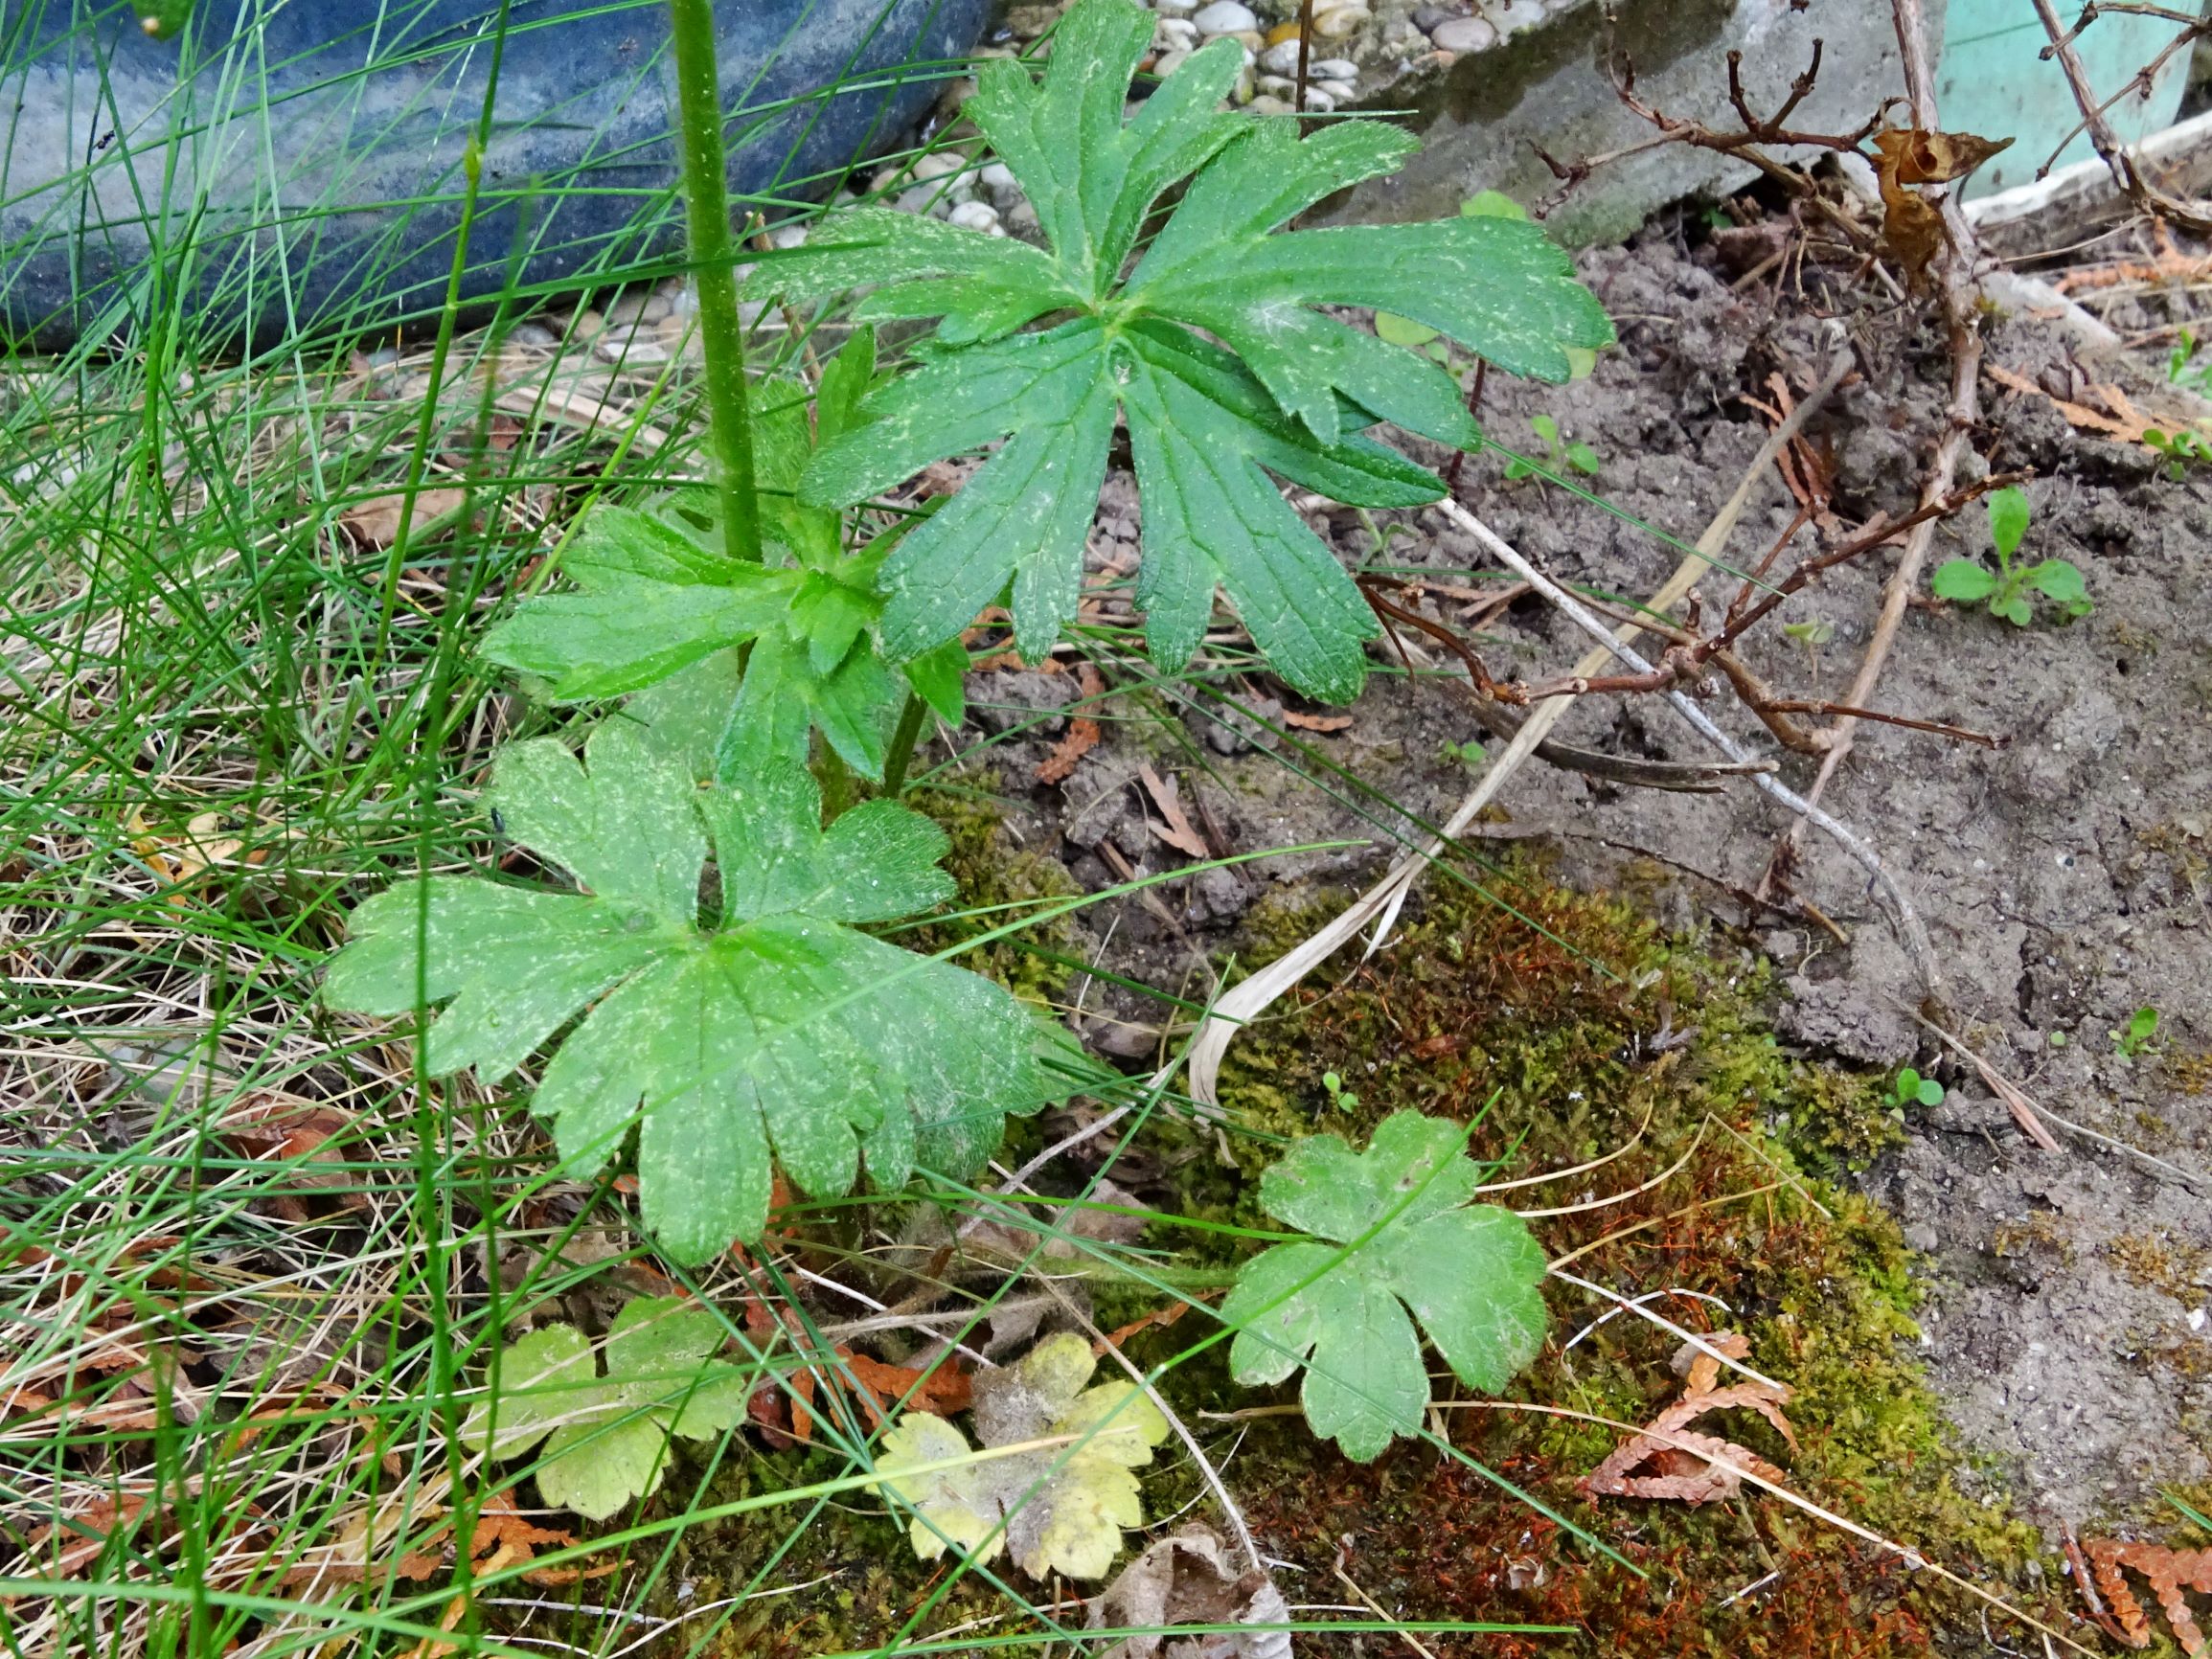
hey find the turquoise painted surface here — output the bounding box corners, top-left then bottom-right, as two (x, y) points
(1938, 0), (2204, 198)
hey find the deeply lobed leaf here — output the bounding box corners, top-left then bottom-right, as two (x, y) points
(323, 724), (1046, 1261)
(750, 0), (1612, 703)
(1220, 1111), (1548, 1461)
(480, 339), (961, 784)
(459, 1297), (751, 1520)
(872, 1331), (1167, 1579)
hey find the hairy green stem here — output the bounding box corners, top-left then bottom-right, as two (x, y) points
(880, 692), (927, 797)
(667, 0), (763, 561)
(818, 745), (855, 820)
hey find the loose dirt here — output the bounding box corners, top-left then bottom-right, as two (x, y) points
(948, 217), (2212, 1535)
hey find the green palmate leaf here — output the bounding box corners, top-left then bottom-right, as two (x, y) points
(479, 332), (951, 782)
(460, 1297), (752, 1519)
(321, 724), (1045, 1261)
(748, 0), (1610, 703)
(1220, 1111), (1548, 1462)
(871, 1332), (1167, 1579)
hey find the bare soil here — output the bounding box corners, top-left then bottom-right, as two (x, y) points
(947, 217), (2212, 1535)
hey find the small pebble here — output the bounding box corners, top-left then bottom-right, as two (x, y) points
(1263, 18), (1303, 45)
(947, 199), (1002, 234)
(1256, 72), (1294, 95)
(1228, 28), (1265, 50)
(911, 149), (966, 183)
(1153, 0), (1195, 12)
(604, 290), (650, 327)
(574, 308), (604, 339)
(1410, 4), (1461, 30)
(767, 222), (809, 250)
(895, 185), (940, 216)
(1152, 46), (1191, 76)
(639, 291), (672, 325)
(1154, 14), (1198, 45)
(1311, 4), (1370, 35)
(1311, 57), (1357, 78)
(598, 334), (671, 368)
(506, 321), (559, 350)
(1299, 85), (1335, 111)
(1191, 0), (1257, 33)
(1428, 13), (1494, 47)
(979, 160), (1017, 194)
(1258, 38), (1303, 74)
(1247, 93), (1292, 115)
(1494, 0), (1544, 31)
(1315, 76), (1357, 100)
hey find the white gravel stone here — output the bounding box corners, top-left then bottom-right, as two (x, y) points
(911, 149), (966, 182)
(1191, 0), (1257, 34)
(1311, 57), (1358, 78)
(1154, 15), (1198, 46)
(1257, 38), (1303, 74)
(1246, 93), (1292, 115)
(1152, 46), (1191, 76)
(947, 199), (1002, 233)
(1315, 76), (1357, 100)
(767, 222), (809, 250)
(979, 161), (1017, 194)
(1153, 0), (1195, 12)
(1311, 4), (1370, 36)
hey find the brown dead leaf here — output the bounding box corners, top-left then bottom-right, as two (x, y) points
(1095, 1301), (1190, 1355)
(342, 487), (469, 549)
(1984, 363), (2154, 445)
(25, 1495), (166, 1581)
(1137, 766), (1209, 859)
(758, 1334), (971, 1447)
(220, 1102), (373, 1221)
(1869, 127), (2007, 286)
(1038, 663), (1106, 784)
(1871, 126), (2012, 186)
(2085, 1538), (2212, 1655)
(1282, 710), (1354, 733)
(127, 807), (283, 904)
(1085, 1523), (1291, 1659)
(1581, 1333), (1797, 1506)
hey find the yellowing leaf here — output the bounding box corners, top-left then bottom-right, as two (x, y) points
(872, 1331), (1167, 1579)
(459, 1297), (752, 1521)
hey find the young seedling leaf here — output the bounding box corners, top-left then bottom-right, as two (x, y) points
(1929, 560), (1997, 602)
(749, 0), (1610, 702)
(1986, 484), (2030, 559)
(1220, 1111), (1547, 1461)
(321, 725), (1046, 1261)
(2022, 558), (2088, 607)
(460, 1297), (752, 1520)
(872, 1331), (1167, 1579)
(481, 339), (941, 782)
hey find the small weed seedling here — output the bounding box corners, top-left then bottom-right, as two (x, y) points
(1887, 1067), (1944, 1108)
(1320, 1069), (1360, 1111)
(2145, 424), (2212, 479)
(2111, 1006), (2159, 1060)
(1930, 485), (2090, 625)
(1504, 413), (1603, 480)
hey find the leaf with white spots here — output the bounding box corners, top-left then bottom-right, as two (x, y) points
(1220, 1111), (1549, 1461)
(748, 0), (1610, 703)
(322, 725), (1046, 1261)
